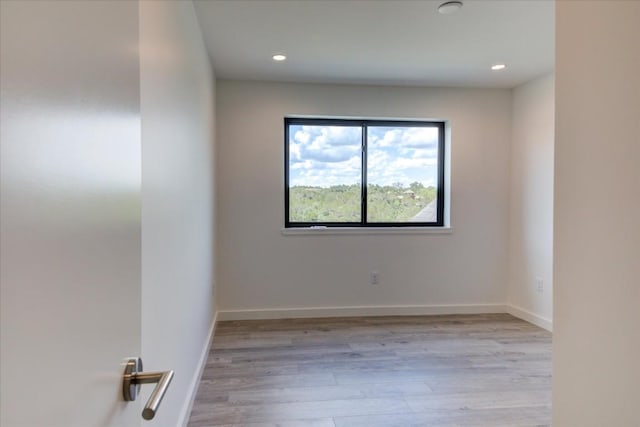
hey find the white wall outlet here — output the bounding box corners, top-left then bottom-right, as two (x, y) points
(370, 271), (379, 285)
(536, 277), (544, 293)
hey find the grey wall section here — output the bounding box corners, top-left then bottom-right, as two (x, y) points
(554, 1), (640, 425)
(508, 73), (554, 329)
(140, 1), (216, 426)
(216, 80), (511, 316)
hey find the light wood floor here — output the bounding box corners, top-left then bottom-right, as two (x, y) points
(187, 314), (551, 427)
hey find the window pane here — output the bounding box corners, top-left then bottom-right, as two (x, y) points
(367, 126), (439, 223)
(288, 124), (362, 223)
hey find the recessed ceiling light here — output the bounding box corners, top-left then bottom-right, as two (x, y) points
(438, 1), (463, 14)
(272, 54), (287, 62)
(491, 64), (507, 71)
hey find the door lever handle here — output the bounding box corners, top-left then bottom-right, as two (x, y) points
(123, 357), (174, 420)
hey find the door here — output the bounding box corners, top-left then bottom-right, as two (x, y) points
(1, 1), (142, 425)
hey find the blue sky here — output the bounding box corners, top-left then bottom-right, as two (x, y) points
(289, 124), (438, 188)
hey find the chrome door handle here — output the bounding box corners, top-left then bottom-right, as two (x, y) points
(123, 357), (174, 420)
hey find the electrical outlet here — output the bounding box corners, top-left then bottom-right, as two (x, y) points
(536, 277), (544, 293)
(370, 271), (379, 285)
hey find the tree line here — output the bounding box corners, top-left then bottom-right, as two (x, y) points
(289, 182), (436, 222)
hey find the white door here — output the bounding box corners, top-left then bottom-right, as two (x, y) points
(1, 1), (142, 426)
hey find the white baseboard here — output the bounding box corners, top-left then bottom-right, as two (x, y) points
(178, 311), (217, 427)
(217, 304), (507, 321)
(507, 304), (553, 332)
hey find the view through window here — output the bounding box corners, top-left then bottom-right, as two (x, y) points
(285, 118), (444, 227)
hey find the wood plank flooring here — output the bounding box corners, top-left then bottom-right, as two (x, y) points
(187, 314), (551, 427)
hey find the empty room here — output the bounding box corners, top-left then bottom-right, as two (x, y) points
(190, 1), (554, 425)
(1, 1), (638, 427)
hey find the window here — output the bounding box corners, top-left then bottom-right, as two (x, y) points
(285, 118), (445, 227)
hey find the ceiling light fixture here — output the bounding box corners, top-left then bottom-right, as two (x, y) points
(438, 1), (463, 14)
(272, 54), (287, 62)
(491, 64), (507, 71)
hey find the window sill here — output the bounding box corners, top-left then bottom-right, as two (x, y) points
(281, 226), (454, 236)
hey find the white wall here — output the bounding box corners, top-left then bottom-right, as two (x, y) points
(140, 1), (216, 426)
(554, 1), (640, 425)
(507, 73), (554, 330)
(216, 80), (511, 318)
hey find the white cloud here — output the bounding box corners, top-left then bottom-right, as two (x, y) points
(291, 160), (313, 170)
(408, 148), (438, 159)
(368, 150), (389, 169)
(369, 126), (438, 149)
(401, 127), (438, 148)
(390, 157), (438, 170)
(294, 129), (310, 144)
(289, 124), (438, 188)
(290, 142), (301, 161)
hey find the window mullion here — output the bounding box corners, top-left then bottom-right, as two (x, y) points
(361, 123), (367, 226)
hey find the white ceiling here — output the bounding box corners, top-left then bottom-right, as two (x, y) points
(193, 0), (554, 89)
